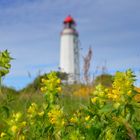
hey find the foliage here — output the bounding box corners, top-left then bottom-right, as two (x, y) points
(94, 74), (113, 87)
(1, 86), (18, 95)
(83, 69), (140, 140)
(0, 50), (12, 93)
(20, 71), (68, 94)
(56, 71), (68, 81)
(0, 69), (140, 139)
(0, 50), (12, 78)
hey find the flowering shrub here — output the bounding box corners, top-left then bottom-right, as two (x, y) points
(0, 70), (140, 139)
(80, 69), (140, 140)
(0, 50), (12, 93)
(0, 72), (64, 139)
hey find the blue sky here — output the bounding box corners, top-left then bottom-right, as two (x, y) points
(0, 0), (140, 89)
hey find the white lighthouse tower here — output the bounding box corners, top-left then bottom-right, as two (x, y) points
(60, 15), (80, 83)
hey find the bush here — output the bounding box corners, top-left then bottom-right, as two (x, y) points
(0, 70), (140, 139)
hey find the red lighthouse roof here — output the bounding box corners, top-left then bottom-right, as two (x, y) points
(64, 15), (75, 24)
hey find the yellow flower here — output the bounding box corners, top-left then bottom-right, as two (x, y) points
(57, 87), (62, 93)
(41, 78), (47, 83)
(70, 117), (77, 123)
(61, 119), (65, 126)
(40, 87), (44, 92)
(27, 103), (38, 114)
(31, 103), (37, 107)
(11, 125), (17, 133)
(113, 94), (118, 100)
(40, 87), (47, 92)
(27, 107), (34, 114)
(127, 90), (132, 96)
(21, 121), (27, 127)
(112, 89), (116, 94)
(85, 115), (90, 121)
(57, 79), (61, 84)
(107, 93), (112, 98)
(48, 108), (63, 125)
(91, 97), (97, 103)
(0, 132), (6, 138)
(50, 118), (56, 124)
(108, 93), (119, 101)
(13, 112), (22, 121)
(47, 112), (51, 117)
(38, 111), (44, 117)
(19, 135), (25, 140)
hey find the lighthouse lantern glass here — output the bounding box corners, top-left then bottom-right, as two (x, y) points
(64, 22), (75, 29)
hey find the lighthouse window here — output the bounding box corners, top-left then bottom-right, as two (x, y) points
(64, 23), (75, 29)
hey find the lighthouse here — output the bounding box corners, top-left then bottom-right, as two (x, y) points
(60, 15), (80, 83)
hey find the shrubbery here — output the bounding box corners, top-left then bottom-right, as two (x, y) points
(0, 70), (140, 139)
(0, 50), (140, 139)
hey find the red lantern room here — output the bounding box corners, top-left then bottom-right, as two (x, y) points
(63, 15), (76, 29)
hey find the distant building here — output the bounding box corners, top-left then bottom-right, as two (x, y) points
(60, 15), (80, 83)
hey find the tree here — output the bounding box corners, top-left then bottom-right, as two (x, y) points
(94, 74), (113, 87)
(56, 71), (68, 81)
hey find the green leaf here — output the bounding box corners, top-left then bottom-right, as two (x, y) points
(99, 104), (113, 113)
(1, 105), (10, 118)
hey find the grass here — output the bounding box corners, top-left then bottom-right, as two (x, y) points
(0, 85), (90, 116)
(1, 74), (140, 116)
